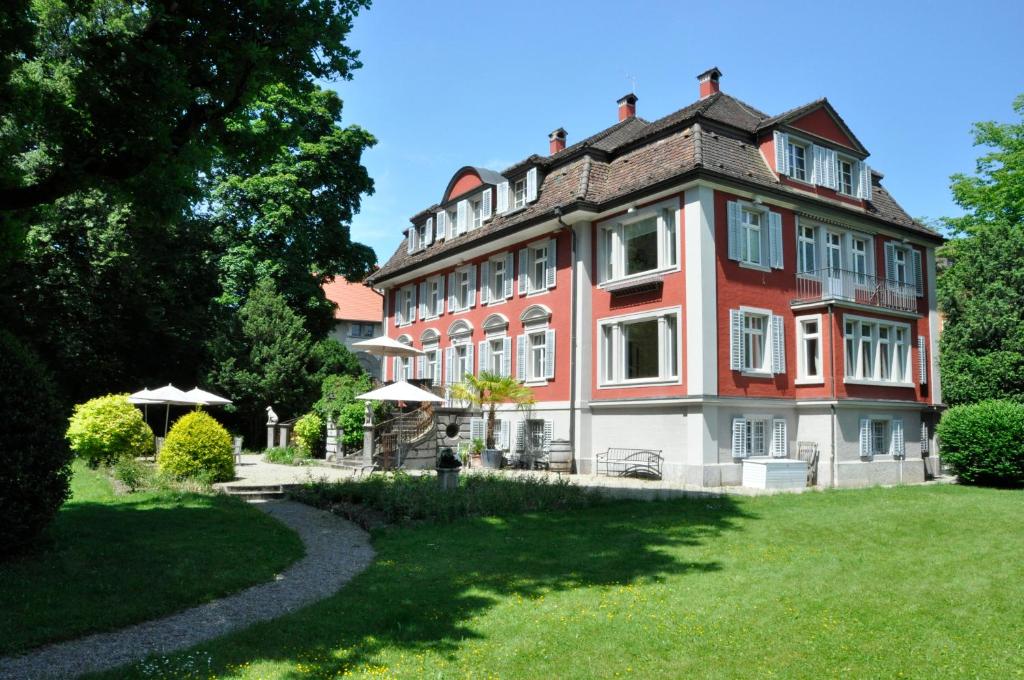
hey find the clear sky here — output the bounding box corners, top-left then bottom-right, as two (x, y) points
(326, 0), (1024, 264)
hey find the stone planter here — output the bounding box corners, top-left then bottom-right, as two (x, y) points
(481, 448), (503, 469)
(436, 466), (461, 491)
(548, 439), (573, 473)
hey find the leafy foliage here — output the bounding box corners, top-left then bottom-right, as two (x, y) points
(294, 413), (324, 458)
(314, 374), (388, 450)
(158, 411), (234, 483)
(939, 95), (1024, 404)
(450, 371), (535, 448)
(263, 447), (311, 466)
(67, 394), (155, 468)
(0, 330), (73, 555)
(937, 400), (1024, 487)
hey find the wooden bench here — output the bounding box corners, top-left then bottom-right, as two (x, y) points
(595, 448), (663, 480)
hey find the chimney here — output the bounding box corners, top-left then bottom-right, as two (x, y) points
(697, 67), (722, 99)
(617, 93), (638, 121)
(549, 127), (567, 154)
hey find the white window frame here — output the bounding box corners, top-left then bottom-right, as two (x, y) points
(797, 223), (817, 275)
(484, 252), (513, 305)
(837, 156), (855, 196)
(787, 139), (809, 182)
(423, 343), (441, 386)
(859, 414), (904, 459)
(795, 314), (823, 385)
(519, 237), (556, 296)
(730, 305), (784, 378)
(526, 329), (547, 384)
(597, 306), (682, 388)
(470, 198), (483, 230)
(397, 285), (416, 327)
(512, 178), (527, 210)
(516, 306), (554, 386)
(842, 314), (913, 387)
(732, 415), (788, 458)
(596, 200), (680, 285)
(742, 310), (768, 374)
(424, 275), (443, 319)
(486, 336), (506, 375)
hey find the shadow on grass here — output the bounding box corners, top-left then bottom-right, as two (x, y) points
(116, 495), (755, 679)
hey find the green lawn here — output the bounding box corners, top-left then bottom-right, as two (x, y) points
(91, 483), (1024, 679)
(0, 461), (304, 656)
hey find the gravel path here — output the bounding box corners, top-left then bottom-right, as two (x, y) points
(0, 500), (374, 680)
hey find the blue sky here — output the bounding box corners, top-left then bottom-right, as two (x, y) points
(326, 0), (1024, 264)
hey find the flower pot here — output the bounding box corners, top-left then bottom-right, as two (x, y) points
(436, 466), (461, 491)
(481, 449), (503, 469)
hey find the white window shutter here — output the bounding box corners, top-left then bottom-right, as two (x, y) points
(515, 420), (525, 453)
(543, 420), (553, 452)
(407, 230), (416, 254)
(774, 131), (789, 175)
(516, 334), (526, 381)
(545, 238), (557, 289)
(526, 167), (538, 202)
(417, 355), (425, 379)
(418, 281), (428, 319)
(918, 336), (928, 385)
(445, 347), (455, 385)
(410, 286), (418, 323)
(457, 200), (468, 234)
(481, 188), (492, 220)
(811, 145), (823, 185)
(884, 242), (896, 282)
(503, 253), (514, 299)
(891, 418), (905, 458)
(499, 419), (511, 450)
(729, 309), (743, 371)
(518, 248), (530, 295)
(436, 210), (447, 241)
(395, 291), (404, 326)
(470, 417), (485, 442)
(447, 210), (456, 239)
(434, 278), (444, 317)
(771, 315), (786, 374)
(502, 336), (512, 377)
(769, 211), (784, 269)
(447, 272), (457, 313)
(467, 264), (477, 308)
(857, 162), (872, 200)
(727, 201), (741, 261)
(465, 342), (474, 376)
(732, 417), (747, 458)
(771, 418), (787, 458)
(544, 329), (556, 379)
(825, 148), (838, 189)
(393, 356), (400, 381)
(920, 422), (929, 454)
(480, 261), (490, 304)
(431, 351), (441, 387)
(859, 418), (871, 457)
(911, 249), (923, 297)
(497, 181), (509, 213)
(425, 217), (434, 246)
(478, 340), (489, 376)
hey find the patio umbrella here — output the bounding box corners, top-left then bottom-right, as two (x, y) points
(144, 384), (202, 436)
(351, 335), (425, 358)
(356, 380), (444, 403)
(184, 387), (232, 406)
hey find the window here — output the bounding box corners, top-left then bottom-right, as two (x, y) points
(798, 224), (817, 274)
(851, 238), (868, 284)
(488, 337), (505, 375)
(740, 209), (762, 266)
(871, 419), (887, 456)
(843, 315), (912, 385)
(519, 238), (556, 294)
(787, 141), (808, 181)
(447, 208), (457, 237)
(492, 257), (506, 300)
(364, 324), (375, 337)
(599, 308), (680, 386)
(796, 316), (822, 382)
(528, 331), (546, 382)
(838, 158), (854, 195)
(427, 276), (443, 318)
(730, 308), (784, 376)
(825, 232), (842, 273)
(859, 416), (904, 458)
(732, 415), (787, 458)
(397, 285), (416, 326)
(513, 179), (527, 209)
(747, 417), (768, 456)
(422, 346), (441, 385)
(892, 247), (908, 284)
(348, 323), (363, 338)
(449, 266), (476, 313)
(416, 222), (428, 249)
(597, 204), (678, 283)
(532, 243), (547, 289)
(470, 198), (483, 229)
(516, 308), (554, 383)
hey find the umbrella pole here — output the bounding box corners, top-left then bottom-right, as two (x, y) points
(164, 404), (170, 437)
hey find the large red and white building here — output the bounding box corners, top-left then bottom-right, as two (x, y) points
(365, 68), (943, 487)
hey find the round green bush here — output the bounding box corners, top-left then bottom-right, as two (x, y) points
(67, 393), (154, 468)
(158, 410), (235, 483)
(937, 399), (1024, 487)
(0, 331), (73, 555)
(294, 412), (323, 457)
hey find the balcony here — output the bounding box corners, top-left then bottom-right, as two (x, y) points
(793, 268), (918, 314)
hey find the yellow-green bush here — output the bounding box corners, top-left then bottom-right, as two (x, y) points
(67, 394), (154, 468)
(158, 410), (234, 483)
(294, 412), (323, 457)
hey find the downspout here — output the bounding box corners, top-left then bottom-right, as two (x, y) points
(557, 207), (578, 470)
(828, 303), (837, 488)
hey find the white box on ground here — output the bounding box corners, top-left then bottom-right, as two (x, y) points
(742, 457), (808, 490)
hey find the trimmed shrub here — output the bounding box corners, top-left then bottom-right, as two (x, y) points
(294, 412), (323, 457)
(113, 456), (154, 492)
(67, 394), (154, 468)
(158, 410), (235, 483)
(0, 331), (73, 555)
(937, 400), (1024, 487)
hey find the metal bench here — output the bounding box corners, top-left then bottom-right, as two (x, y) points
(595, 448), (663, 480)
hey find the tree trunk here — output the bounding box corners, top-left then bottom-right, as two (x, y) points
(486, 403), (496, 449)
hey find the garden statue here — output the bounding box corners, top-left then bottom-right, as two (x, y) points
(266, 406), (279, 426)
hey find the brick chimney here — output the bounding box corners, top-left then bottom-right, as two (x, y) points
(697, 67), (722, 99)
(617, 93), (638, 121)
(549, 127), (567, 154)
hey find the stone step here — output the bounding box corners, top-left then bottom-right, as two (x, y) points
(218, 484), (286, 501)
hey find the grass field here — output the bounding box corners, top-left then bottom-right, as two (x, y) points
(93, 483), (1024, 679)
(0, 461), (304, 656)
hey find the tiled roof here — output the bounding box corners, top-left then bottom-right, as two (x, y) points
(322, 276), (383, 323)
(367, 92), (938, 286)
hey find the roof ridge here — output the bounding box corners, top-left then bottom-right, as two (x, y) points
(576, 155), (592, 200)
(692, 122), (703, 167)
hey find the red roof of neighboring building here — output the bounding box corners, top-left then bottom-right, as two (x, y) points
(322, 277), (383, 323)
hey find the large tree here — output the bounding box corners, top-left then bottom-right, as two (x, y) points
(938, 94), (1024, 404)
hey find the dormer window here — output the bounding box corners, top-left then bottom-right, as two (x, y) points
(470, 198), (483, 229)
(787, 140), (808, 182)
(513, 179), (527, 209)
(837, 157), (855, 195)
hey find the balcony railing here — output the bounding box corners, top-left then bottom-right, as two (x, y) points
(793, 268), (917, 313)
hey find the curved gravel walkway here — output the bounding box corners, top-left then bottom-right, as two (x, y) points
(0, 500), (374, 680)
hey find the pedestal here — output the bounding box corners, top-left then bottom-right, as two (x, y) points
(266, 426), (275, 450)
(278, 424), (291, 449)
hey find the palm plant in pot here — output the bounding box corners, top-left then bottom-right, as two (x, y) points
(450, 371), (535, 469)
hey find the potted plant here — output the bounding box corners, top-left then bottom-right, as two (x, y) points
(436, 447), (462, 491)
(470, 437), (485, 467)
(451, 371), (535, 470)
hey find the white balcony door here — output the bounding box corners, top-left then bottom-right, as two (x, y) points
(825, 232), (843, 297)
